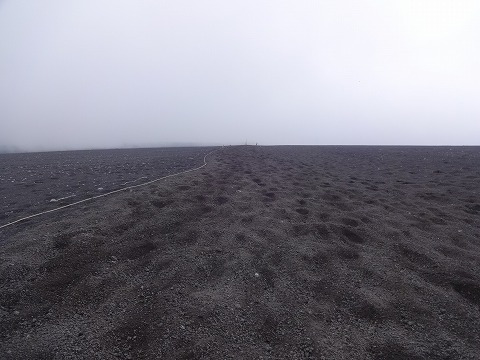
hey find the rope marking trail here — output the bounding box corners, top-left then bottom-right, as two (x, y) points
(0, 148), (219, 230)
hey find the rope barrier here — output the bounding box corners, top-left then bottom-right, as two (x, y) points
(0, 148), (219, 230)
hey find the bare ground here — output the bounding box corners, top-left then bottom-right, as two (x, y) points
(1, 145), (480, 359)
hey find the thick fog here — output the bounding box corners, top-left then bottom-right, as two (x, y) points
(1, 0), (479, 151)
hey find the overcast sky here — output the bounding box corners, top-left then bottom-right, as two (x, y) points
(1, 0), (479, 151)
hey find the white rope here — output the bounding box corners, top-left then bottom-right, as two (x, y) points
(0, 148), (219, 230)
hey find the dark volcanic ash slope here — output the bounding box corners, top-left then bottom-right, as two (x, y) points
(0, 147), (215, 227)
(1, 146), (480, 359)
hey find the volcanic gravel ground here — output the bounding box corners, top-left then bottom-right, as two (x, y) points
(0, 147), (215, 227)
(1, 145), (480, 359)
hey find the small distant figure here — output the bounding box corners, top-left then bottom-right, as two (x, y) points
(256, 143), (258, 146)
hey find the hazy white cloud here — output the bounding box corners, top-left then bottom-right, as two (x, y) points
(1, 0), (479, 150)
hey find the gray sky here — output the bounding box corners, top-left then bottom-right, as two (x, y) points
(1, 0), (479, 151)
